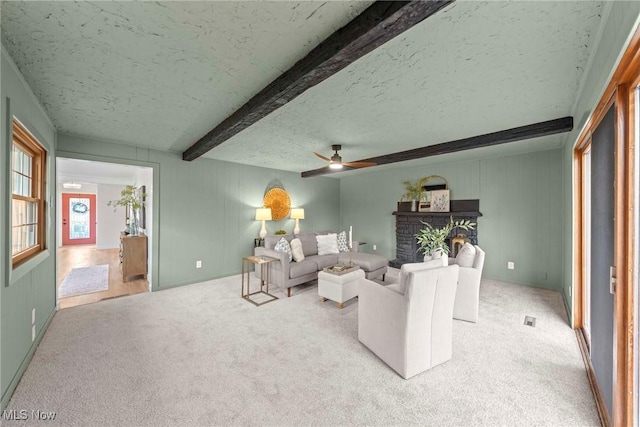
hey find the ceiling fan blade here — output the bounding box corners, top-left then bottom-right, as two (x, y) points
(343, 161), (377, 168)
(313, 152), (331, 162)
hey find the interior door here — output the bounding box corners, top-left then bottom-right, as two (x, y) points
(62, 193), (96, 245)
(590, 105), (616, 417)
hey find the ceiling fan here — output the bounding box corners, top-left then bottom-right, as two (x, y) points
(313, 145), (376, 170)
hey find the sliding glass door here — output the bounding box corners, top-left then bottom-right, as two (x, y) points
(589, 105), (617, 418)
(574, 33), (640, 425)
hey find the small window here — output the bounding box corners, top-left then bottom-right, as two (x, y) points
(11, 119), (46, 266)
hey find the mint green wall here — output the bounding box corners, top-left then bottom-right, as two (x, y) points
(562, 2), (640, 322)
(1, 48), (57, 408)
(340, 149), (563, 290)
(56, 134), (340, 289)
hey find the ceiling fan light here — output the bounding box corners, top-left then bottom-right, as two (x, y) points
(329, 163), (343, 170)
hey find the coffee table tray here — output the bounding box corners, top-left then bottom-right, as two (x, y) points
(322, 264), (360, 276)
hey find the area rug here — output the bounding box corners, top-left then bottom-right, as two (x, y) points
(58, 264), (109, 298)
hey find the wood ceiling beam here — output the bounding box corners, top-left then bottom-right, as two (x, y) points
(182, 0), (454, 161)
(301, 116), (574, 178)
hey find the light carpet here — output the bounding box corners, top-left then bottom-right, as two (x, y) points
(58, 264), (109, 298)
(5, 271), (599, 426)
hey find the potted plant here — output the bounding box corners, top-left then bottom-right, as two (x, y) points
(107, 185), (146, 236)
(398, 176), (431, 212)
(415, 217), (475, 260)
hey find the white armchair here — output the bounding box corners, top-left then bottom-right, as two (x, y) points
(358, 265), (459, 379)
(448, 245), (485, 323)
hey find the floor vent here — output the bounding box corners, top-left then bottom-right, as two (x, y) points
(524, 316), (536, 327)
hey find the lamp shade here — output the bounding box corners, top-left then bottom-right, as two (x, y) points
(255, 208), (272, 221)
(290, 208), (305, 220)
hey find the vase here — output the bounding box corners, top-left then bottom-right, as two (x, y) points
(424, 248), (446, 263)
(129, 210), (139, 236)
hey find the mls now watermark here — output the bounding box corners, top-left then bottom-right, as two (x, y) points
(2, 409), (57, 421)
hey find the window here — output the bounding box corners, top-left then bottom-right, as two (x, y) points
(11, 119), (46, 266)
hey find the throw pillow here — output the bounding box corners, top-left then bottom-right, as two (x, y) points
(337, 231), (349, 252)
(274, 237), (293, 262)
(456, 243), (476, 268)
(290, 238), (304, 262)
(296, 233), (318, 256)
(316, 233), (339, 256)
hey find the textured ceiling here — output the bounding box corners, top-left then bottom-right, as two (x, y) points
(2, 1), (604, 174)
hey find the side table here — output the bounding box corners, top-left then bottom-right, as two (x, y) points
(242, 255), (278, 306)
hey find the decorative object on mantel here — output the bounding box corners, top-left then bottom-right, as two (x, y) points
(255, 208), (272, 239)
(290, 208), (305, 234)
(429, 189), (450, 212)
(107, 184), (147, 236)
(399, 176), (431, 212)
(275, 229), (287, 235)
(415, 217), (475, 260)
(419, 175), (449, 212)
(399, 175), (450, 212)
(263, 188), (291, 220)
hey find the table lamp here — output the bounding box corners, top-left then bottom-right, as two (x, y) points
(290, 208), (305, 234)
(255, 208), (272, 238)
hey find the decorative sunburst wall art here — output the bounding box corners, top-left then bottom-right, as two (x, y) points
(263, 188), (291, 220)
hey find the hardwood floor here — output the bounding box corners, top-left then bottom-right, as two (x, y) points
(57, 244), (148, 309)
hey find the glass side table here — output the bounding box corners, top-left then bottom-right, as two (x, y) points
(241, 255), (279, 306)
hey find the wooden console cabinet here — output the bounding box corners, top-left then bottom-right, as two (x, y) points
(119, 232), (147, 282)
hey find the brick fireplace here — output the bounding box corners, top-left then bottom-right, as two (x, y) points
(390, 200), (482, 268)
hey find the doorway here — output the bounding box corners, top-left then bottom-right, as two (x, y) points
(61, 193), (96, 245)
(574, 35), (639, 425)
(56, 158), (153, 309)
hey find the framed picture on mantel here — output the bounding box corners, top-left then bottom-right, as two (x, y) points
(430, 190), (450, 212)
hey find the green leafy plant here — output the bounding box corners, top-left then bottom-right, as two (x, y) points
(401, 176), (432, 201)
(275, 229), (287, 235)
(414, 217), (475, 256)
(107, 185), (145, 211)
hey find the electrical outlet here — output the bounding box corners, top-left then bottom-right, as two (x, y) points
(373, 244), (377, 251)
(31, 325), (36, 342)
(196, 260), (202, 269)
(507, 261), (515, 270)
(32, 308), (35, 325)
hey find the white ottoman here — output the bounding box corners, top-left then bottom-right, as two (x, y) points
(318, 268), (365, 309)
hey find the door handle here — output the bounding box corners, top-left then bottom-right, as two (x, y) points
(610, 266), (616, 294)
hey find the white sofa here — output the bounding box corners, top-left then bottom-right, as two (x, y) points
(358, 265), (459, 379)
(448, 245), (485, 323)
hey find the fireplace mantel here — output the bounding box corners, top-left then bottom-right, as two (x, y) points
(393, 210), (482, 217)
(390, 199), (482, 268)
